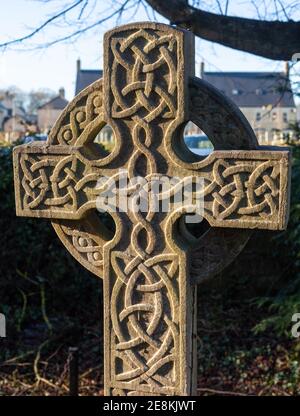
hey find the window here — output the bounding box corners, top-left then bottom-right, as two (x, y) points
(272, 112), (277, 120)
(256, 112), (261, 122)
(283, 113), (288, 123)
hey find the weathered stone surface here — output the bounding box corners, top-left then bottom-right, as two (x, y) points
(13, 22), (291, 396)
(14, 145), (290, 229)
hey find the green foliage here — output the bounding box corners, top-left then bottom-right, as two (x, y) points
(0, 146), (102, 361)
(252, 141), (300, 336)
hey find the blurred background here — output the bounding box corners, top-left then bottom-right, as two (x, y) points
(0, 0), (300, 396)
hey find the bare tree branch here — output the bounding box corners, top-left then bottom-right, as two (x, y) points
(224, 0), (229, 16)
(0, 0), (299, 62)
(146, 0), (300, 60)
(40, 0), (132, 48)
(77, 0), (89, 20)
(276, 0), (290, 21)
(0, 0), (134, 51)
(0, 0), (84, 49)
(215, 0), (224, 15)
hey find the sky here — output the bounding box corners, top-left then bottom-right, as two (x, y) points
(0, 0), (299, 100)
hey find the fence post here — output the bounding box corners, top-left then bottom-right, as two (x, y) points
(68, 347), (79, 396)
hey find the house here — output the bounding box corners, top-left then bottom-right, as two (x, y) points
(195, 65), (297, 144)
(3, 115), (27, 136)
(0, 90), (24, 128)
(2, 113), (38, 142)
(75, 59), (103, 95)
(37, 88), (68, 133)
(0, 91), (37, 141)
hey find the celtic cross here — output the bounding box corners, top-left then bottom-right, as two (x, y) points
(13, 23), (291, 396)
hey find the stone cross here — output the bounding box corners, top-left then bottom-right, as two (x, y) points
(13, 22), (291, 396)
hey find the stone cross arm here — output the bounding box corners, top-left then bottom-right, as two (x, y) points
(13, 22), (291, 396)
(13, 144), (290, 230)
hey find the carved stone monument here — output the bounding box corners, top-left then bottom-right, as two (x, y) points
(13, 22), (291, 396)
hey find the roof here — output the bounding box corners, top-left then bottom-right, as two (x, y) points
(75, 69), (103, 95)
(39, 95), (68, 110)
(202, 72), (295, 108)
(2, 114), (26, 126)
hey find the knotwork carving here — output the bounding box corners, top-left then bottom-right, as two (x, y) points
(15, 147), (289, 229)
(107, 179), (181, 394)
(62, 225), (103, 268)
(49, 83), (103, 146)
(13, 22), (291, 397)
(20, 153), (80, 212)
(110, 29), (177, 121)
(111, 250), (179, 393)
(206, 158), (283, 224)
(42, 73), (261, 282)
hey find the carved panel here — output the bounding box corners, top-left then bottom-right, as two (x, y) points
(14, 146), (290, 230)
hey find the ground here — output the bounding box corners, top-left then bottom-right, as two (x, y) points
(1, 283), (299, 396)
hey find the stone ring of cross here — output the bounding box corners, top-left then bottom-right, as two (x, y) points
(13, 22), (291, 396)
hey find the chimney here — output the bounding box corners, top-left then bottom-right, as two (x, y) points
(77, 58), (81, 73)
(59, 87), (65, 99)
(200, 61), (205, 78)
